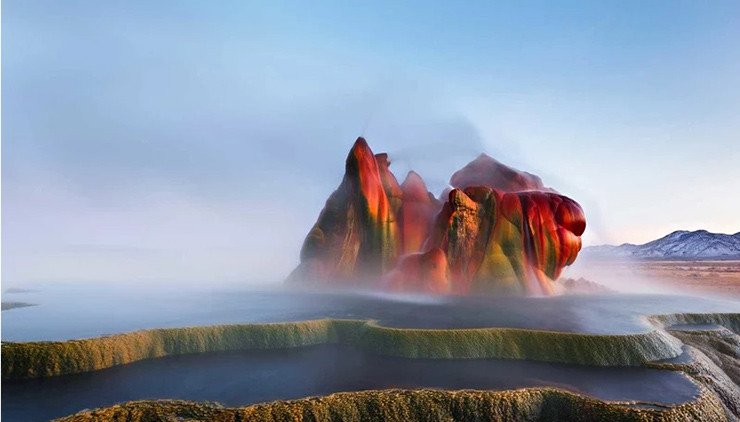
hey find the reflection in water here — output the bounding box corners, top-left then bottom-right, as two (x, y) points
(2, 345), (698, 422)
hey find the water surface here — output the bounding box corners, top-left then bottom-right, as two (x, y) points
(2, 345), (699, 422)
(3, 285), (739, 341)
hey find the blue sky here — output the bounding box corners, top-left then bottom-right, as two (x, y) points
(3, 1), (740, 284)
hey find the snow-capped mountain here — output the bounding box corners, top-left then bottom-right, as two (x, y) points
(583, 230), (740, 260)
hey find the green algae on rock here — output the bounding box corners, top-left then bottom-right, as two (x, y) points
(45, 328), (740, 422)
(53, 387), (726, 422)
(2, 319), (362, 380)
(13, 314), (740, 380)
(358, 320), (683, 365)
(7, 313), (740, 421)
(49, 332), (740, 422)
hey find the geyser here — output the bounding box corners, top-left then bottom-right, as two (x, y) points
(288, 138), (586, 295)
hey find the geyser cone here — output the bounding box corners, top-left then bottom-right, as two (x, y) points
(288, 138), (586, 296)
(288, 137), (400, 285)
(424, 186), (585, 295)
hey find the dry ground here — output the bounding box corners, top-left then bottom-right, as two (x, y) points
(637, 260), (740, 296)
(567, 260), (740, 298)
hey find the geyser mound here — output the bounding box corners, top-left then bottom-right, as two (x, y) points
(288, 137), (586, 296)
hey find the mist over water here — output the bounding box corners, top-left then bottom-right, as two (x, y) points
(3, 283), (740, 343)
(563, 259), (674, 295)
(5, 283), (738, 422)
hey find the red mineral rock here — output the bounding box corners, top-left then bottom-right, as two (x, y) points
(398, 171), (441, 255)
(425, 187), (585, 295)
(288, 138), (586, 296)
(381, 247), (450, 294)
(287, 137), (400, 285)
(375, 153), (403, 215)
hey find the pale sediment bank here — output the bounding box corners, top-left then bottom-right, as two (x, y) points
(649, 313), (740, 333)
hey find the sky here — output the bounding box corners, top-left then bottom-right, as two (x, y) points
(3, 0), (740, 285)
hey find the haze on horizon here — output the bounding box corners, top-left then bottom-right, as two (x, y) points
(3, 0), (739, 286)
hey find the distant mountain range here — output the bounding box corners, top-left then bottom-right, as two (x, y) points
(583, 230), (740, 260)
